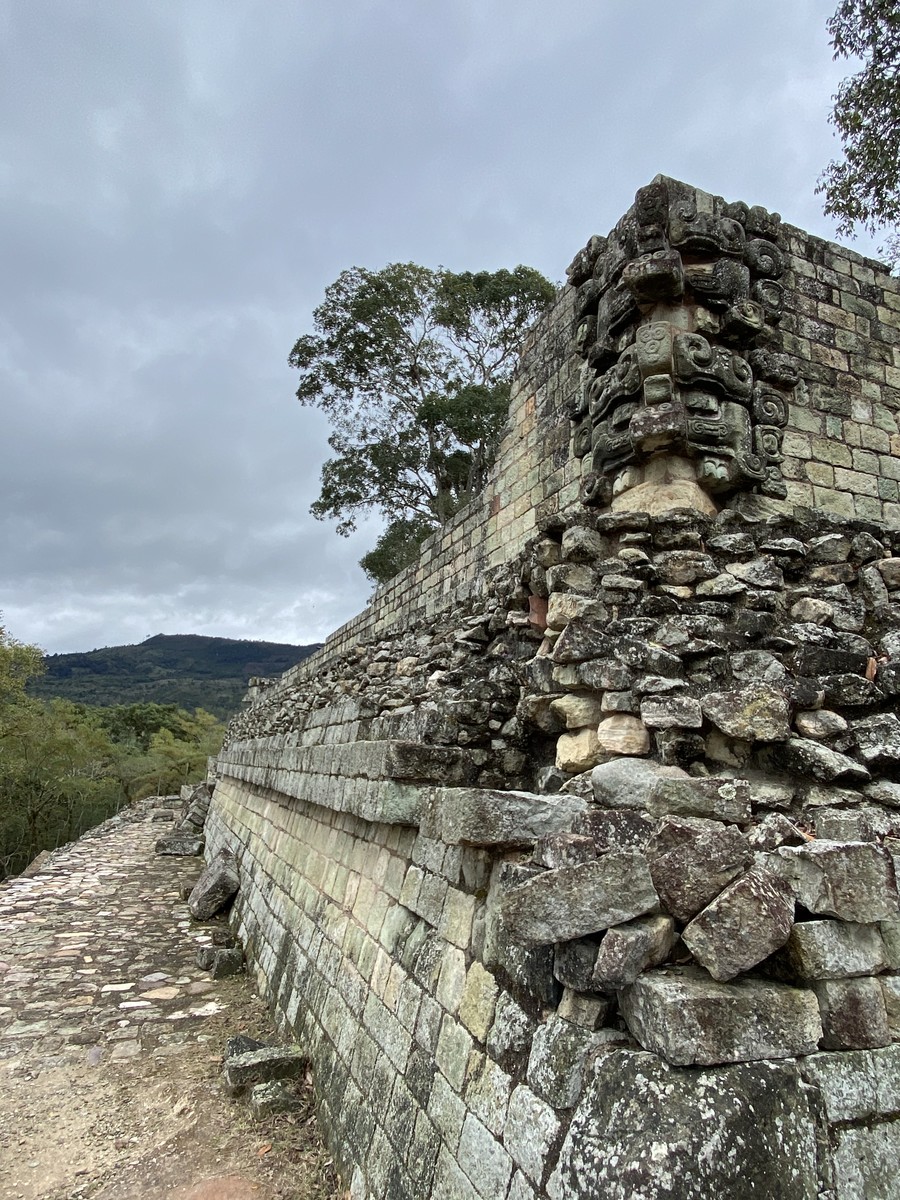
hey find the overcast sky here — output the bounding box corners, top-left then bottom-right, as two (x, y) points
(0, 0), (883, 655)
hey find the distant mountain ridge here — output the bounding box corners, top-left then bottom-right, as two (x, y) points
(29, 633), (321, 720)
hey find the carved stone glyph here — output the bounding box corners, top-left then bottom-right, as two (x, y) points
(567, 177), (792, 514)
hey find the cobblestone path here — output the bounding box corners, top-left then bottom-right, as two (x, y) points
(0, 801), (337, 1200)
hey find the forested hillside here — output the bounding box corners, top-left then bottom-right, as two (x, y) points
(29, 634), (321, 719)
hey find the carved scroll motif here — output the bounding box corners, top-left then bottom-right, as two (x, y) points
(566, 178), (796, 508)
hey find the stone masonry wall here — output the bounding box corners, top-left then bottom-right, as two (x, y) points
(207, 179), (900, 1200)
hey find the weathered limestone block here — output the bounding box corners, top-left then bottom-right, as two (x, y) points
(573, 807), (654, 852)
(503, 1084), (561, 1186)
(780, 919), (888, 981)
(249, 1081), (301, 1117)
(619, 967), (822, 1066)
(197, 946), (244, 977)
(222, 1045), (307, 1094)
(647, 815), (750, 921)
(546, 592), (607, 630)
(647, 775), (751, 822)
(881, 976), (900, 1034)
(595, 714), (650, 755)
(768, 841), (900, 922)
(682, 868), (794, 981)
(725, 556), (784, 589)
(590, 757), (681, 809)
(772, 737), (871, 784)
(798, 1043), (900, 1123)
(526, 1017), (608, 1108)
(548, 1051), (819, 1200)
(853, 712), (900, 768)
(155, 834), (205, 856)
(384, 740), (477, 785)
(814, 977), (891, 1050)
(591, 915), (676, 989)
(188, 847), (239, 920)
(501, 851), (659, 945)
(421, 787), (586, 848)
(556, 728), (603, 772)
(701, 683), (791, 742)
(639, 695), (703, 729)
(550, 693), (605, 729)
(532, 832), (596, 869)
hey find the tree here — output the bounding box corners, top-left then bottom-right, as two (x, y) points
(290, 262), (555, 582)
(818, 0), (900, 259)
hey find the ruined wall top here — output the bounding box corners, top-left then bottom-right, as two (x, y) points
(289, 176), (900, 680)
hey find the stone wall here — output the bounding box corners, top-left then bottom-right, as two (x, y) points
(207, 178), (900, 1199)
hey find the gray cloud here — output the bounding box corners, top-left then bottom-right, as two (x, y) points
(0, 0), (883, 654)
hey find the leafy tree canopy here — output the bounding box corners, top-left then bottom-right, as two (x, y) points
(818, 0), (900, 258)
(290, 262), (555, 582)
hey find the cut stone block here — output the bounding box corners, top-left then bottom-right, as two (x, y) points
(526, 1018), (605, 1108)
(769, 841), (900, 922)
(682, 867), (795, 982)
(646, 775), (751, 822)
(781, 920), (888, 981)
(501, 851), (658, 946)
(548, 1051), (819, 1200)
(639, 695), (703, 730)
(572, 808), (654, 852)
(880, 976), (900, 1035)
(594, 714), (650, 756)
(532, 833), (597, 869)
(249, 1080), (302, 1117)
(647, 815), (750, 921)
(591, 915), (676, 990)
(222, 1045), (308, 1094)
(550, 694), (605, 730)
(814, 977), (891, 1050)
(155, 834), (205, 856)
(591, 757), (686, 809)
(556, 728), (603, 772)
(197, 946), (244, 977)
(422, 787), (587, 848)
(188, 847), (240, 920)
(701, 682), (791, 742)
(619, 967), (822, 1066)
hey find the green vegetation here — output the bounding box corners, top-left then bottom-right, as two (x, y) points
(29, 632), (320, 720)
(290, 262), (555, 583)
(818, 0), (900, 261)
(0, 620), (228, 879)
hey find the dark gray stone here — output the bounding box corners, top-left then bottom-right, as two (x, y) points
(779, 920), (888, 981)
(772, 738), (871, 784)
(548, 1050), (819, 1200)
(222, 1045), (308, 1094)
(853, 712), (900, 768)
(620, 967), (822, 1066)
(647, 815), (750, 921)
(249, 1080), (302, 1117)
(814, 977), (891, 1050)
(155, 834), (205, 856)
(701, 683), (790, 742)
(501, 851), (658, 945)
(188, 847), (240, 920)
(769, 841), (900, 922)
(682, 868), (795, 981)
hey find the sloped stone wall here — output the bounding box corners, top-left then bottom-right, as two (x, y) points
(207, 178), (900, 1200)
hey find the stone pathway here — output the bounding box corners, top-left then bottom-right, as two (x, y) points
(0, 801), (339, 1200)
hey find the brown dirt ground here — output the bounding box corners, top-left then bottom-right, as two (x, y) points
(0, 977), (347, 1200)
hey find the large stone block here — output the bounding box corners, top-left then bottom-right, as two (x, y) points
(701, 682), (791, 742)
(768, 841), (900, 922)
(619, 967), (822, 1066)
(814, 977), (891, 1050)
(682, 867), (795, 981)
(548, 1050), (819, 1200)
(780, 919), (888, 981)
(422, 787), (586, 848)
(647, 815), (750, 921)
(188, 846), (240, 920)
(591, 915), (676, 989)
(501, 851), (658, 945)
